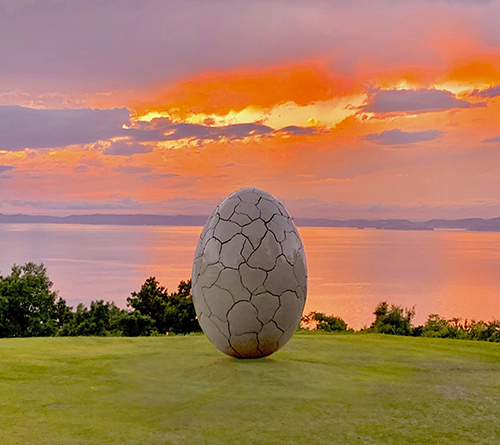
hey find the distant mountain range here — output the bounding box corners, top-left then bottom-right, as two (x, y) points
(1, 213), (500, 231)
(294, 217), (500, 232)
(0, 213), (208, 226)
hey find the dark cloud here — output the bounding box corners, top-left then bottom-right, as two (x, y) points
(78, 156), (104, 168)
(125, 119), (275, 143)
(114, 165), (153, 175)
(285, 197), (500, 220)
(73, 165), (90, 174)
(0, 106), (318, 155)
(140, 173), (179, 183)
(1, 195), (218, 214)
(471, 84), (500, 98)
(363, 128), (444, 145)
(275, 125), (316, 136)
(104, 141), (153, 156)
(482, 135), (500, 143)
(124, 118), (316, 145)
(6, 197), (149, 210)
(441, 0), (491, 3)
(0, 106), (130, 151)
(0, 165), (15, 174)
(361, 88), (485, 114)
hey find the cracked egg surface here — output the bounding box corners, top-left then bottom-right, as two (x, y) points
(192, 188), (307, 358)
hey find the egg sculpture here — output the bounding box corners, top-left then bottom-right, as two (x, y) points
(192, 187), (307, 358)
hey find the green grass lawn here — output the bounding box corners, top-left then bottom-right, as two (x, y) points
(0, 333), (499, 444)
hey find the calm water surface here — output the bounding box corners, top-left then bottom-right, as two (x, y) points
(0, 224), (499, 329)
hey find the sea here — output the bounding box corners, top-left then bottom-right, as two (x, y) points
(0, 223), (499, 329)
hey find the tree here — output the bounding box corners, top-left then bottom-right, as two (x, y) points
(420, 314), (469, 339)
(58, 300), (126, 336)
(302, 312), (348, 332)
(119, 311), (155, 336)
(127, 277), (200, 335)
(0, 262), (62, 337)
(370, 301), (415, 336)
(164, 279), (201, 335)
(467, 319), (500, 342)
(54, 297), (74, 328)
(127, 277), (169, 333)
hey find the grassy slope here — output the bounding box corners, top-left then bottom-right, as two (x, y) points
(0, 333), (499, 445)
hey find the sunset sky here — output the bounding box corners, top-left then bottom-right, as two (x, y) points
(2, 0), (500, 220)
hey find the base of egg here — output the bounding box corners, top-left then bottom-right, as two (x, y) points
(192, 188), (307, 358)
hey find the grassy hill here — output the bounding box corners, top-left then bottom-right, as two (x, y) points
(0, 333), (499, 444)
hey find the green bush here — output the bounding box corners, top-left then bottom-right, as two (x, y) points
(2, 262), (499, 342)
(301, 312), (350, 332)
(420, 314), (469, 339)
(0, 263), (69, 338)
(127, 278), (201, 335)
(369, 301), (415, 336)
(58, 301), (126, 336)
(467, 319), (500, 342)
(119, 311), (155, 336)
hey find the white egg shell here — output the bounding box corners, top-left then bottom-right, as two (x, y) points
(192, 187), (307, 358)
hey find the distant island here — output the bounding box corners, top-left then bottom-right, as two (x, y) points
(1, 213), (500, 232)
(0, 213), (208, 226)
(295, 217), (500, 232)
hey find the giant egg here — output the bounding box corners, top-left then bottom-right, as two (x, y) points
(192, 187), (307, 358)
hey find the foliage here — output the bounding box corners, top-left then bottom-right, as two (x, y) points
(119, 311), (156, 337)
(58, 277), (200, 336)
(296, 302), (500, 344)
(420, 314), (469, 339)
(418, 314), (500, 342)
(127, 277), (201, 335)
(0, 262), (70, 338)
(58, 301), (127, 336)
(127, 277), (169, 332)
(0, 262), (200, 338)
(369, 301), (415, 336)
(466, 319), (500, 342)
(1, 262), (498, 343)
(301, 311), (349, 332)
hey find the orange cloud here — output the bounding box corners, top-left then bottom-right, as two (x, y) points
(132, 63), (355, 120)
(448, 61), (500, 85)
(130, 56), (500, 127)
